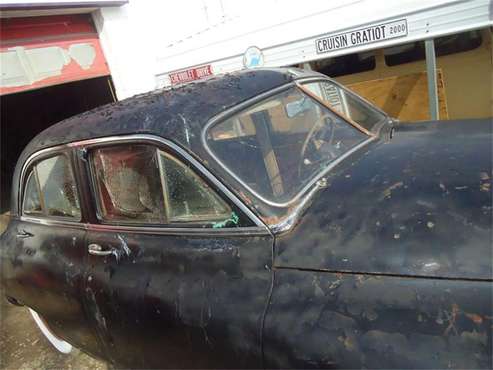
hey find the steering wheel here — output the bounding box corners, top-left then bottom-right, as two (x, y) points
(298, 114), (338, 178)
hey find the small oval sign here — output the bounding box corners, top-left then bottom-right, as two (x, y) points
(243, 46), (264, 69)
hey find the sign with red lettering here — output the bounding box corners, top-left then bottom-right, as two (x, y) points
(169, 65), (213, 85)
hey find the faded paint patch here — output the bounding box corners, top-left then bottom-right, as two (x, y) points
(380, 181), (404, 200)
(68, 43), (96, 70)
(110, 234), (132, 262)
(1, 43), (96, 88)
(479, 172), (491, 193)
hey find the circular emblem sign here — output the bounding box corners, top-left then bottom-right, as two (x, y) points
(243, 46), (264, 69)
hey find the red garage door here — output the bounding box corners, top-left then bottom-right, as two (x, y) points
(0, 14), (110, 95)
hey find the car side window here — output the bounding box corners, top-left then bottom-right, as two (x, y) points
(92, 145), (166, 223)
(23, 171), (42, 215)
(91, 144), (233, 226)
(22, 155), (81, 219)
(159, 151), (231, 223)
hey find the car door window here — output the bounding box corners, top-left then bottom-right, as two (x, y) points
(92, 145), (166, 223)
(91, 144), (233, 226)
(22, 171), (43, 215)
(159, 151), (231, 223)
(22, 154), (81, 219)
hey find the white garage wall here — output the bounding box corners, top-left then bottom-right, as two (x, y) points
(93, 0), (274, 99)
(93, 0), (346, 99)
(92, 0), (492, 99)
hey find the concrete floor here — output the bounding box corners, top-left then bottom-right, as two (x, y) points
(0, 213), (107, 369)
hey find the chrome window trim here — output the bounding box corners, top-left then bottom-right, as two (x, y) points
(86, 223), (269, 236)
(201, 79), (376, 208)
(19, 216), (87, 230)
(18, 216), (269, 236)
(18, 134), (268, 231)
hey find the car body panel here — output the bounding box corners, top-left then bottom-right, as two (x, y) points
(84, 229), (273, 368)
(0, 218), (105, 358)
(274, 119), (492, 280)
(264, 269), (492, 369)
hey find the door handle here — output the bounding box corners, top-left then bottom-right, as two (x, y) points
(16, 229), (34, 239)
(87, 243), (113, 256)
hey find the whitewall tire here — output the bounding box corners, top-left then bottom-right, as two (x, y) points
(29, 308), (73, 354)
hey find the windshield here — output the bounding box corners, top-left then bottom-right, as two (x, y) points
(206, 86), (368, 205)
(302, 80), (387, 132)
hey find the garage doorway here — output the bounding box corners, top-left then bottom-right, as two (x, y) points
(1, 76), (115, 212)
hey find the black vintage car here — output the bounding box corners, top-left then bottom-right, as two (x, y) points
(1, 68), (491, 369)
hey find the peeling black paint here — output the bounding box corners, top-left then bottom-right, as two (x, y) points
(275, 119), (492, 280)
(0, 220), (106, 359)
(83, 231), (274, 368)
(264, 269), (492, 369)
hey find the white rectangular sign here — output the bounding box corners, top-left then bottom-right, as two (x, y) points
(316, 19), (408, 54)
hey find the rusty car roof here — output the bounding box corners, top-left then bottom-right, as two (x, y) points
(19, 68), (320, 160)
(10, 68), (323, 214)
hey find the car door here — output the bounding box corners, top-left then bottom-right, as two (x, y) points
(0, 150), (105, 358)
(80, 137), (274, 369)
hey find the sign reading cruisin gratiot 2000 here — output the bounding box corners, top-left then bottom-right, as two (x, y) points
(315, 19), (408, 54)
